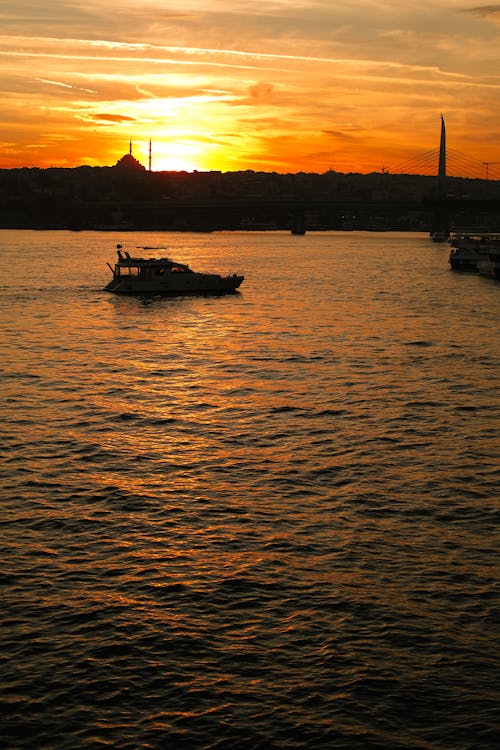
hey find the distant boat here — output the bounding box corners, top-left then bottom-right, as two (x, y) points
(448, 231), (484, 271)
(477, 241), (500, 280)
(448, 231), (500, 277)
(104, 245), (244, 295)
(430, 230), (448, 243)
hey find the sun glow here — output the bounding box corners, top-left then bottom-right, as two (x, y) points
(147, 141), (204, 172)
(153, 155), (200, 172)
(2, 3), (500, 172)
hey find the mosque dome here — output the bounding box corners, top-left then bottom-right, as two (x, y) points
(114, 142), (146, 170)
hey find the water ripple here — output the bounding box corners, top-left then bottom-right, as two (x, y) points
(1, 230), (499, 750)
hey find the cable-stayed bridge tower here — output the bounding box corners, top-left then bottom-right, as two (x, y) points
(437, 114), (446, 196)
(431, 115), (449, 239)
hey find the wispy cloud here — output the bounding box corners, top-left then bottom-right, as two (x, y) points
(464, 4), (500, 17)
(1, 2), (500, 171)
(35, 76), (97, 93)
(90, 113), (136, 122)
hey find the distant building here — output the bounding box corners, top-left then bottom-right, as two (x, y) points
(114, 141), (145, 171)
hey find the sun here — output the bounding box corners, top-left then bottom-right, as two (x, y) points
(148, 140), (204, 173)
(153, 155), (199, 172)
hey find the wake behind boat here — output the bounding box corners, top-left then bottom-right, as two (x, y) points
(104, 245), (244, 295)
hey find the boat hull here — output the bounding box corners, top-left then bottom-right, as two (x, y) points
(448, 232), (500, 275)
(449, 250), (479, 272)
(104, 272), (244, 295)
(477, 258), (500, 279)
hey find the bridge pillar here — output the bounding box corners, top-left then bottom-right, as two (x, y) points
(431, 201), (450, 238)
(290, 208), (306, 235)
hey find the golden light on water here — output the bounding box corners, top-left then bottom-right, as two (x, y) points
(2, 229), (499, 748)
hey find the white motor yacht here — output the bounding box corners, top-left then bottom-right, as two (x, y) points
(105, 245), (244, 295)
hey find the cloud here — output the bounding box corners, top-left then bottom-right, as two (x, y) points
(462, 4), (500, 25)
(35, 76), (97, 93)
(464, 4), (500, 16)
(322, 130), (356, 142)
(35, 77), (74, 89)
(231, 81), (277, 106)
(2, 1), (500, 171)
(90, 113), (136, 122)
(248, 82), (274, 100)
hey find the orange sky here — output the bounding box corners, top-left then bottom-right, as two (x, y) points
(1, 1), (500, 175)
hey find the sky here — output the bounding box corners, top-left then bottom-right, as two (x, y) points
(1, 1), (500, 174)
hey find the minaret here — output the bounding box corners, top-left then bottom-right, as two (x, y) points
(149, 139), (152, 171)
(129, 139), (132, 156)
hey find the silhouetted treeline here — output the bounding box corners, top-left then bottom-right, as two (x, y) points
(1, 161), (499, 231)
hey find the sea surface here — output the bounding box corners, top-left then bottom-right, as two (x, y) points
(1, 229), (499, 750)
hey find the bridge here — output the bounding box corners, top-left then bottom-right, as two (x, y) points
(150, 117), (500, 235)
(96, 189), (500, 235)
(66, 117), (500, 233)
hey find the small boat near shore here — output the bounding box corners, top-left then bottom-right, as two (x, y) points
(448, 231), (500, 276)
(104, 245), (244, 295)
(430, 230), (449, 243)
(477, 243), (500, 280)
(448, 232), (484, 271)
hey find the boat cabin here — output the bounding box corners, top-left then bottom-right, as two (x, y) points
(113, 245), (193, 279)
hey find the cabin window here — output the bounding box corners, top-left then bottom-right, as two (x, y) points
(122, 266), (138, 276)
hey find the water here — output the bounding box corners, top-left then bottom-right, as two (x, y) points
(1, 229), (499, 750)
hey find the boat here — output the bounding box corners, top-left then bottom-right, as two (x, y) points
(104, 245), (244, 295)
(448, 231), (500, 273)
(477, 242), (500, 280)
(430, 230), (448, 243)
(448, 231), (500, 276)
(448, 232), (484, 271)
(448, 245), (480, 271)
